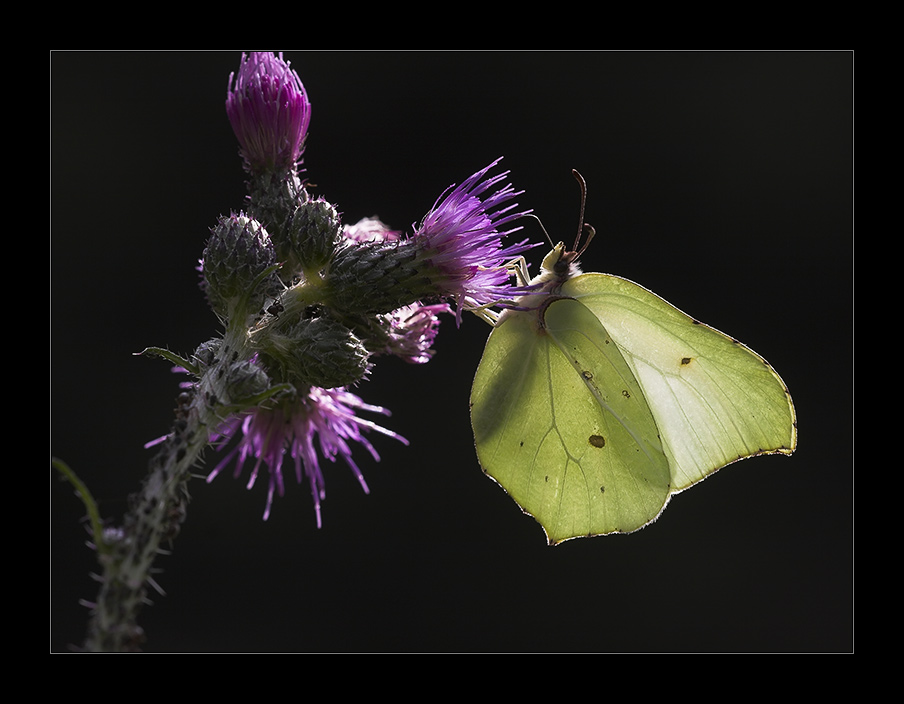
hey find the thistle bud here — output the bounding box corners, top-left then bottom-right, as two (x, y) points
(225, 52), (311, 177)
(280, 197), (342, 274)
(257, 314), (370, 389)
(192, 338), (223, 369)
(222, 358), (272, 405)
(200, 212), (281, 320)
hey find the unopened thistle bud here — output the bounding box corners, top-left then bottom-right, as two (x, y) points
(256, 313), (370, 389)
(200, 212), (281, 320)
(222, 358), (272, 405)
(192, 338), (223, 369)
(280, 197), (342, 275)
(226, 52), (311, 177)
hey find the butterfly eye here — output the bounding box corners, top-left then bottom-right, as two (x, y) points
(553, 250), (576, 276)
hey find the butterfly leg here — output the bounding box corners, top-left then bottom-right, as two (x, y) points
(503, 255), (531, 286)
(467, 304), (501, 326)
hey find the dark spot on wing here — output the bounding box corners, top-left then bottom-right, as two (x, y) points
(589, 434), (606, 448)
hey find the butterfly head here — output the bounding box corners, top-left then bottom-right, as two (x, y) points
(539, 241), (582, 283)
(535, 169), (596, 286)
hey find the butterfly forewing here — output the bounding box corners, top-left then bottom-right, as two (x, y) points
(471, 296), (672, 544)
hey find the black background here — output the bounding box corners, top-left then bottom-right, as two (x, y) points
(51, 51), (852, 652)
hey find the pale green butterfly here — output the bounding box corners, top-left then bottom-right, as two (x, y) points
(470, 171), (797, 545)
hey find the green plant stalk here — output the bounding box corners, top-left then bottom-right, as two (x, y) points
(82, 396), (210, 652)
(77, 324), (288, 652)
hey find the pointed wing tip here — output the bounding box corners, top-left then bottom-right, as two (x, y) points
(542, 510), (666, 545)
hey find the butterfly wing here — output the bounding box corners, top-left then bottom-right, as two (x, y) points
(563, 273), (797, 491)
(471, 296), (672, 544)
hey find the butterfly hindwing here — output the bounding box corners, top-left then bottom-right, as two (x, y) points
(471, 294), (671, 544)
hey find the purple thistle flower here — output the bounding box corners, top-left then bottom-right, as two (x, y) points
(380, 302), (450, 364)
(321, 161), (539, 322)
(207, 386), (407, 527)
(226, 51), (312, 175)
(413, 158), (538, 324)
(341, 216), (401, 244)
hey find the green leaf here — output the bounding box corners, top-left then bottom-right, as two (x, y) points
(52, 457), (109, 555)
(135, 346), (199, 375)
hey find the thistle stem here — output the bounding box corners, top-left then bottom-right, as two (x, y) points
(82, 384), (215, 652)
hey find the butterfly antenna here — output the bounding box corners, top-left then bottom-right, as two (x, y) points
(527, 213), (556, 249)
(572, 169), (596, 259)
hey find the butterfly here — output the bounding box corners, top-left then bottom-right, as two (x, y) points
(470, 170), (797, 544)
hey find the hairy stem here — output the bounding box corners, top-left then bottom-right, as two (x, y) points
(80, 329), (290, 651)
(82, 383), (214, 652)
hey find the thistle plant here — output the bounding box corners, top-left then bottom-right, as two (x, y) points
(54, 51), (537, 652)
